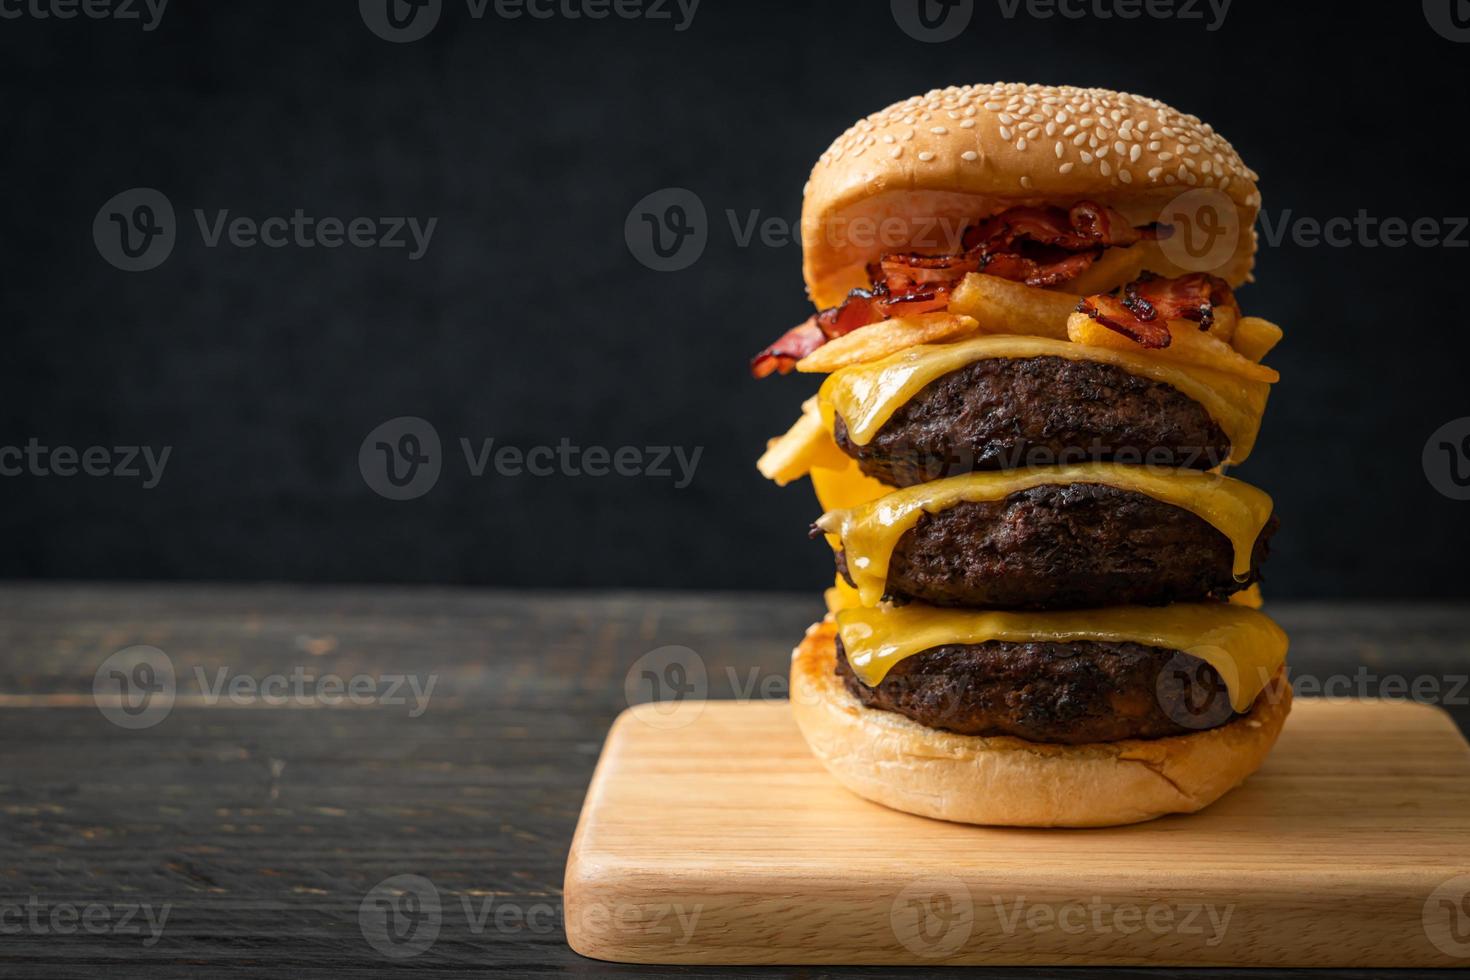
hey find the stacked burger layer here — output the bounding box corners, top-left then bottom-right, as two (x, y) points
(755, 84), (1290, 828)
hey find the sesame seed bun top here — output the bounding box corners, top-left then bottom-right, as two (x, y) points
(800, 83), (1261, 309)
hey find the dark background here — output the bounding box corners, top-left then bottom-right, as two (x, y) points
(2, 0), (1467, 597)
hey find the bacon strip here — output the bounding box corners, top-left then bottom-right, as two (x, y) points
(751, 288), (887, 377)
(750, 319), (827, 378)
(964, 201), (1157, 253)
(750, 201), (1162, 376)
(1076, 272), (1236, 349)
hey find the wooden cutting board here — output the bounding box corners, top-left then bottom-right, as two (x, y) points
(564, 698), (1470, 968)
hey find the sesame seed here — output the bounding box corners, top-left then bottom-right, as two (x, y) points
(1020, 175), (1034, 188)
(809, 83), (1255, 209)
(917, 151), (935, 162)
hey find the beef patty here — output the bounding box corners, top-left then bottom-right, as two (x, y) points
(835, 635), (1237, 743)
(832, 483), (1274, 609)
(833, 355), (1231, 486)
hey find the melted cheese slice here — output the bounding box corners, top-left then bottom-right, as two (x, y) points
(817, 462), (1273, 607)
(824, 574), (863, 615)
(818, 334), (1271, 465)
(837, 602), (1288, 712)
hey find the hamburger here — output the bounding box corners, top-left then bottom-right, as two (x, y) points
(754, 83), (1290, 828)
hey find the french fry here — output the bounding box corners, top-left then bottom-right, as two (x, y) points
(1066, 312), (1280, 383)
(1209, 305), (1239, 345)
(1231, 316), (1284, 362)
(756, 400), (826, 486)
(1058, 244), (1148, 296)
(948, 273), (1076, 339)
(794, 313), (977, 373)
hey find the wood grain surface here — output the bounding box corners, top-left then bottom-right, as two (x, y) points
(1, 583), (1469, 978)
(565, 699), (1470, 967)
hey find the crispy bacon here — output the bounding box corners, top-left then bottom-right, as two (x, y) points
(964, 201), (1157, 253)
(1076, 272), (1236, 349)
(750, 287), (887, 376)
(816, 288), (882, 337)
(873, 252), (982, 293)
(750, 201), (1163, 377)
(750, 319), (827, 378)
(981, 248), (1102, 288)
(875, 287), (951, 319)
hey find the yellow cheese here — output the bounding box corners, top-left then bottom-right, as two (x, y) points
(837, 602), (1288, 712)
(818, 334), (1271, 465)
(824, 575), (863, 615)
(756, 398), (848, 486)
(810, 455), (889, 511)
(816, 461), (1273, 607)
(1230, 583), (1264, 609)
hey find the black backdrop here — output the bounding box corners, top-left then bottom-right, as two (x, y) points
(2, 0), (1468, 597)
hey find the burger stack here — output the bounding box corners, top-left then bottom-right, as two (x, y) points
(755, 83), (1291, 827)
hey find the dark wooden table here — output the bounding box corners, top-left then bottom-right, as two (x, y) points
(1, 583), (1467, 979)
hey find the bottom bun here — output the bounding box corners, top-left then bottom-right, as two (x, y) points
(790, 620), (1291, 828)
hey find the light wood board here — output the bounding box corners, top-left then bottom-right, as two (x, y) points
(564, 698), (1470, 967)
